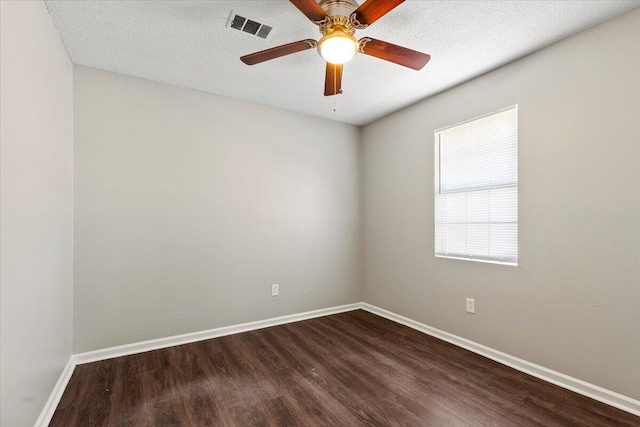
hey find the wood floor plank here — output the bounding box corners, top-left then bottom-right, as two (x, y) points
(49, 310), (640, 426)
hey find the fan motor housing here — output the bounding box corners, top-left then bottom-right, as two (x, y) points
(319, 0), (359, 18)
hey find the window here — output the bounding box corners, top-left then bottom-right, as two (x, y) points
(434, 106), (518, 265)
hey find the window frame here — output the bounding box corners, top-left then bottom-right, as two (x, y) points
(434, 105), (519, 266)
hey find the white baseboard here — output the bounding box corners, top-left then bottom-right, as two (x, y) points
(73, 302), (362, 365)
(361, 302), (640, 417)
(37, 301), (639, 425)
(35, 356), (76, 427)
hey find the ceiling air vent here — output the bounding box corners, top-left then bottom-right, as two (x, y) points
(228, 13), (273, 39)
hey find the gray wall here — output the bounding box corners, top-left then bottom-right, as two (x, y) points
(0, 1), (74, 426)
(361, 9), (640, 400)
(73, 66), (362, 353)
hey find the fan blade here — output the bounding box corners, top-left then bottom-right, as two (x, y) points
(241, 40), (316, 65)
(289, 0), (328, 23)
(359, 38), (430, 70)
(324, 62), (343, 96)
(351, 0), (404, 27)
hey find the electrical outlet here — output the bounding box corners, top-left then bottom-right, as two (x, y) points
(466, 298), (475, 314)
(271, 284), (279, 297)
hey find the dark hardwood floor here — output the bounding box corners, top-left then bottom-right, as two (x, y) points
(50, 310), (640, 426)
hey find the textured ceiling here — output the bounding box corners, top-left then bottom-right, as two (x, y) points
(46, 0), (639, 126)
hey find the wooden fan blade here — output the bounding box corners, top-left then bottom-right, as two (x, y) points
(351, 0), (404, 27)
(359, 38), (430, 70)
(289, 0), (328, 23)
(241, 40), (316, 65)
(324, 62), (343, 96)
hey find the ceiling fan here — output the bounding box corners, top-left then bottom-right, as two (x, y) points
(240, 0), (431, 96)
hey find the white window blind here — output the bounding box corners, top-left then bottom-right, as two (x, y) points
(434, 106), (518, 265)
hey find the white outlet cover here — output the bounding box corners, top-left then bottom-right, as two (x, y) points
(466, 298), (475, 314)
(271, 284), (279, 296)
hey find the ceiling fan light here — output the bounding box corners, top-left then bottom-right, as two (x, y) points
(318, 31), (357, 65)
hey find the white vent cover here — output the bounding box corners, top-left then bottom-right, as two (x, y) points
(228, 12), (273, 39)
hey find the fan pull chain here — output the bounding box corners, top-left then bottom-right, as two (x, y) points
(333, 90), (343, 112)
